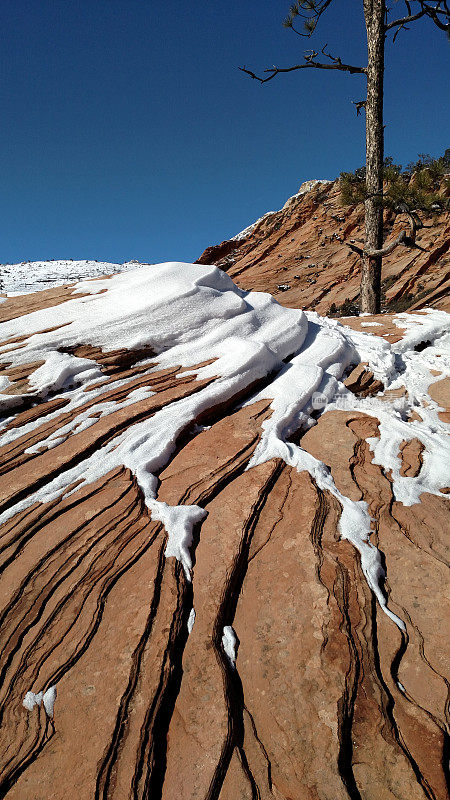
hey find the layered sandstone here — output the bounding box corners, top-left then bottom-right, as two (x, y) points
(0, 264), (448, 800)
(197, 180), (450, 315)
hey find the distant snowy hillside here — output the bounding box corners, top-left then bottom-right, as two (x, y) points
(0, 259), (148, 295)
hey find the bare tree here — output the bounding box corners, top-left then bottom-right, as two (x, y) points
(241, 1), (449, 313)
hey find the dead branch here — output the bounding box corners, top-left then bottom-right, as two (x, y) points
(385, 6), (428, 30)
(345, 242), (364, 256)
(352, 100), (367, 115)
(344, 204), (429, 258)
(239, 46), (366, 83)
(386, 0), (450, 33)
(363, 205), (428, 256)
(423, 1), (450, 31)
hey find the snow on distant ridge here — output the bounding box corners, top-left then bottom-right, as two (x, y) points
(0, 259), (148, 295)
(231, 179), (331, 241)
(281, 179), (330, 209)
(231, 212), (276, 242)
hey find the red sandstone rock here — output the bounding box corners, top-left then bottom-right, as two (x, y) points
(0, 263), (448, 800)
(429, 376), (450, 422)
(197, 181), (450, 315)
(1, 384), (448, 799)
(399, 438), (425, 477)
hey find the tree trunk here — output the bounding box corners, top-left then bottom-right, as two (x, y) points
(361, 0), (385, 313)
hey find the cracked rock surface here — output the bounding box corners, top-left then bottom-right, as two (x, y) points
(0, 267), (448, 800)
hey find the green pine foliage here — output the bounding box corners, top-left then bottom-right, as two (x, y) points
(328, 298), (360, 317)
(339, 149), (450, 212)
(283, 1), (323, 34)
(339, 166), (366, 205)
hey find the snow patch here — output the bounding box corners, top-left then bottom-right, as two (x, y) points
(281, 179), (331, 209)
(0, 259), (148, 295)
(222, 625), (238, 668)
(23, 691), (43, 711)
(28, 352), (103, 397)
(187, 608), (196, 635)
(150, 501), (207, 579)
(1, 265), (448, 635)
(23, 686), (57, 717)
(392, 308), (450, 353)
(231, 212), (275, 242)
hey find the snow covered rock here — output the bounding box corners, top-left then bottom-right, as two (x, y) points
(0, 261), (448, 799)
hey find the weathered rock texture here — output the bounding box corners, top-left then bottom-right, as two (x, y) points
(0, 281), (448, 800)
(197, 180), (450, 315)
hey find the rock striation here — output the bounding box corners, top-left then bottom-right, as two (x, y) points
(0, 262), (448, 800)
(196, 180), (450, 316)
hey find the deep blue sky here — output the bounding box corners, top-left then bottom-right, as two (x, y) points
(1, 1), (448, 265)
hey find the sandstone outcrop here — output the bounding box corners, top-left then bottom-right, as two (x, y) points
(0, 263), (448, 800)
(196, 180), (450, 315)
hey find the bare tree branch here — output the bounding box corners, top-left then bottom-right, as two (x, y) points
(345, 241), (364, 256)
(363, 205), (428, 256)
(239, 46), (366, 83)
(242, 0), (446, 310)
(344, 204), (429, 258)
(392, 23), (410, 43)
(352, 100), (367, 115)
(386, 1), (450, 33)
(385, 7), (428, 30)
(423, 2), (450, 31)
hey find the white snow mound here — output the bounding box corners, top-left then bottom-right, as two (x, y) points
(1, 262), (449, 634)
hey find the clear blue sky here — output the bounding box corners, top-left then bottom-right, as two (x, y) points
(1, 0), (448, 265)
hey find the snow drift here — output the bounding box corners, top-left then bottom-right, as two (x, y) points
(1, 261), (449, 634)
